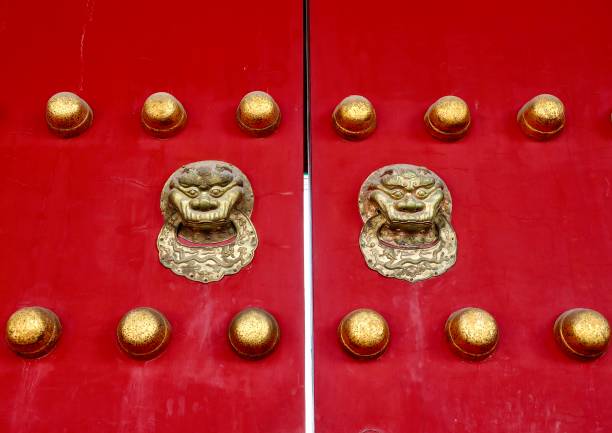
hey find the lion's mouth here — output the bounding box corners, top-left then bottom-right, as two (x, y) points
(378, 235), (439, 250)
(176, 221), (237, 246)
(377, 218), (439, 250)
(388, 220), (433, 231)
(177, 233), (237, 248)
(183, 219), (230, 230)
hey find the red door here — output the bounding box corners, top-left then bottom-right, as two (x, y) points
(310, 1), (612, 432)
(0, 1), (304, 432)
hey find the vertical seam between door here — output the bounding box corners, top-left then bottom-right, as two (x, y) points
(303, 0), (314, 429)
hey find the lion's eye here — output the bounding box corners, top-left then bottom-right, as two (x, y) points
(208, 186), (224, 198)
(184, 187), (200, 198)
(389, 189), (405, 200)
(415, 188), (429, 199)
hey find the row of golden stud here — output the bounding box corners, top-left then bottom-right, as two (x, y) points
(45, 90), (282, 138)
(47, 91), (568, 141)
(6, 305), (609, 361)
(338, 307), (610, 361)
(332, 94), (566, 140)
(5, 306), (280, 361)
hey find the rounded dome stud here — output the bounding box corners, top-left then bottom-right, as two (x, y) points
(332, 95), (377, 140)
(445, 307), (499, 360)
(424, 95), (471, 141)
(338, 308), (390, 359)
(517, 94), (565, 140)
(46, 92), (93, 137)
(228, 307), (280, 359)
(117, 307), (171, 360)
(141, 92), (187, 138)
(554, 308), (610, 360)
(6, 306), (62, 358)
(236, 91), (281, 137)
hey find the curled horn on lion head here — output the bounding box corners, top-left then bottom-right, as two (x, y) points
(157, 161), (257, 284)
(358, 164), (457, 283)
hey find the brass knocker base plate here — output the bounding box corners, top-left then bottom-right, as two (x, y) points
(358, 164), (457, 282)
(156, 161), (258, 283)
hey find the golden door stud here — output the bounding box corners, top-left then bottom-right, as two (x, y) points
(338, 308), (390, 359)
(228, 307), (280, 359)
(117, 307), (171, 360)
(445, 307), (499, 360)
(554, 308), (610, 360)
(46, 92), (93, 137)
(236, 91), (281, 137)
(141, 92), (187, 138)
(424, 95), (471, 141)
(517, 94), (565, 140)
(332, 95), (377, 140)
(6, 306), (62, 358)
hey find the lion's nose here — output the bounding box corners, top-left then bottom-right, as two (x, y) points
(189, 198), (218, 211)
(395, 197), (425, 213)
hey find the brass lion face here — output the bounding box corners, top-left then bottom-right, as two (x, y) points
(359, 164), (456, 282)
(157, 161), (257, 283)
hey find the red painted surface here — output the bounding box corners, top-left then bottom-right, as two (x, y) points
(310, 1), (612, 432)
(0, 1), (303, 432)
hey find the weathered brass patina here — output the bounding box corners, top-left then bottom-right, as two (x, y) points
(445, 307), (499, 360)
(117, 307), (171, 360)
(6, 306), (62, 358)
(46, 92), (93, 137)
(236, 91), (281, 136)
(157, 161), (257, 283)
(359, 164), (457, 282)
(517, 94), (565, 140)
(424, 95), (471, 141)
(338, 308), (389, 360)
(228, 307), (280, 359)
(141, 92), (187, 138)
(554, 308), (610, 360)
(332, 95), (377, 140)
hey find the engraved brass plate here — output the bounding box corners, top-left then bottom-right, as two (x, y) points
(358, 164), (457, 282)
(157, 161), (258, 283)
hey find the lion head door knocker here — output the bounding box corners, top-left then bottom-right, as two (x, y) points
(157, 161), (257, 283)
(358, 164), (457, 282)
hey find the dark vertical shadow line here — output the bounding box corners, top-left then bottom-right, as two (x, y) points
(303, 0), (311, 174)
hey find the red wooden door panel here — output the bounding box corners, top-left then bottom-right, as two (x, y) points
(310, 1), (612, 432)
(0, 1), (304, 432)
